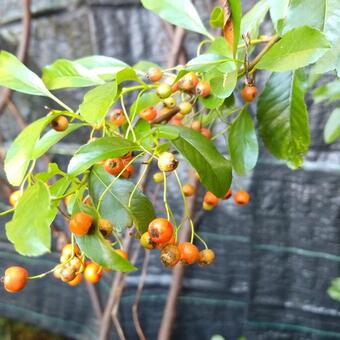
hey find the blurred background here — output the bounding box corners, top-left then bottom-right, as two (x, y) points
(1, 0), (340, 339)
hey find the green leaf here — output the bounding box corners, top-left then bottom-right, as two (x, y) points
(35, 163), (66, 182)
(0, 50), (51, 96)
(141, 0), (212, 38)
(210, 6), (224, 28)
(134, 119), (154, 149)
(241, 0), (269, 39)
(282, 0), (326, 34)
(6, 181), (55, 256)
(187, 53), (231, 72)
(133, 60), (160, 73)
(207, 37), (232, 58)
(33, 123), (84, 159)
(42, 59), (105, 90)
(5, 113), (58, 186)
(324, 108), (340, 144)
(257, 70), (310, 168)
(228, 107), (258, 176)
(68, 137), (140, 176)
(73, 200), (136, 272)
(208, 63), (237, 99)
(256, 26), (330, 71)
(199, 95), (224, 109)
(227, 0), (242, 57)
(156, 125), (232, 197)
(313, 79), (340, 104)
(76, 55), (128, 78)
(328, 286), (340, 301)
(268, 0), (289, 32)
(79, 81), (117, 124)
(89, 165), (155, 234)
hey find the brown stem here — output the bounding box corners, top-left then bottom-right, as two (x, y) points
(238, 35), (280, 78)
(151, 106), (180, 124)
(157, 174), (199, 340)
(0, 0), (31, 115)
(167, 27), (186, 68)
(132, 250), (150, 340)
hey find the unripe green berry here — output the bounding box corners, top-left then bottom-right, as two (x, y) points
(179, 102), (192, 115)
(157, 152), (179, 172)
(163, 97), (176, 108)
(153, 172), (164, 183)
(156, 84), (172, 99)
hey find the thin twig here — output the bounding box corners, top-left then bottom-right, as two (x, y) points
(151, 106), (180, 124)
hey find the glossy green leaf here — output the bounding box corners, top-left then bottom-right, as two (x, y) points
(199, 95), (224, 109)
(313, 79), (340, 104)
(268, 0), (289, 32)
(228, 0), (242, 57)
(257, 26), (330, 71)
(210, 6), (224, 28)
(0, 50), (51, 96)
(89, 165), (155, 234)
(5, 113), (58, 186)
(76, 55), (128, 78)
(33, 123), (84, 159)
(241, 0), (269, 39)
(187, 53), (231, 72)
(68, 137), (140, 176)
(42, 59), (105, 90)
(156, 125), (232, 197)
(207, 37), (232, 58)
(257, 70), (310, 168)
(134, 119), (153, 149)
(73, 200), (136, 272)
(35, 163), (66, 182)
(133, 60), (160, 73)
(79, 81), (117, 124)
(141, 0), (211, 38)
(6, 181), (55, 256)
(208, 63), (237, 99)
(228, 107), (258, 176)
(324, 108), (340, 144)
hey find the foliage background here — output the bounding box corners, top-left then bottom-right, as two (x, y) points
(0, 0), (340, 339)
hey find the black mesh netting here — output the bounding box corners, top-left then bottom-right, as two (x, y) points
(1, 1), (340, 339)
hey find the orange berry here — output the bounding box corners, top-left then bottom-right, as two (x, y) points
(84, 263), (102, 284)
(140, 106), (157, 121)
(160, 244), (181, 267)
(3, 266), (28, 293)
(199, 249), (215, 266)
(200, 127), (212, 139)
(234, 191), (250, 205)
(180, 72), (199, 92)
(9, 190), (21, 207)
(110, 109), (126, 126)
(203, 192), (220, 206)
(190, 120), (202, 131)
(69, 212), (93, 236)
(147, 67), (163, 82)
(196, 81), (211, 97)
(98, 218), (113, 238)
(178, 242), (200, 265)
(241, 85), (257, 102)
(51, 115), (69, 132)
(104, 158), (124, 176)
(148, 218), (174, 244)
(183, 184), (195, 197)
(223, 188), (232, 200)
(68, 273), (83, 286)
(61, 243), (81, 259)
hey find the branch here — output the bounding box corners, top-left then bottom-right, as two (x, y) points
(0, 0), (31, 115)
(167, 27), (186, 68)
(151, 106), (180, 124)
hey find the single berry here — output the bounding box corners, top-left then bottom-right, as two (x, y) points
(69, 212), (93, 236)
(153, 172), (164, 183)
(68, 273), (83, 286)
(160, 244), (181, 267)
(190, 120), (202, 131)
(202, 202), (214, 211)
(156, 84), (172, 99)
(122, 163), (134, 179)
(104, 158), (124, 176)
(163, 97), (176, 109)
(223, 188), (232, 200)
(148, 218), (174, 244)
(180, 72), (199, 92)
(3, 266), (28, 293)
(196, 81), (211, 97)
(9, 190), (21, 207)
(200, 127), (212, 139)
(203, 192), (220, 206)
(183, 184), (195, 197)
(178, 242), (200, 265)
(157, 234), (177, 250)
(171, 81), (180, 93)
(84, 263), (102, 284)
(199, 249), (215, 266)
(114, 249), (129, 260)
(140, 107), (157, 121)
(234, 191), (250, 205)
(60, 266), (77, 283)
(140, 232), (155, 250)
(98, 218), (113, 238)
(147, 67), (163, 82)
(67, 257), (82, 272)
(241, 85), (257, 102)
(51, 115), (69, 132)
(62, 243), (81, 259)
(170, 117), (183, 126)
(122, 151), (133, 161)
(179, 102), (192, 115)
(110, 109), (126, 126)
(157, 152), (179, 172)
